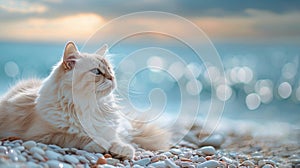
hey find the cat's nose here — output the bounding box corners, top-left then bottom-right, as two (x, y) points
(106, 75), (113, 81)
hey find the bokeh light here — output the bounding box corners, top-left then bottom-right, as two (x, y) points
(278, 82), (292, 99)
(4, 61), (19, 78)
(186, 79), (203, 95)
(216, 84), (232, 101)
(246, 93), (261, 110)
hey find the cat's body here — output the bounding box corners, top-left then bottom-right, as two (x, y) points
(0, 42), (171, 159)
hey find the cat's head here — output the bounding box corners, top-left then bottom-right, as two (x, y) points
(60, 41), (116, 99)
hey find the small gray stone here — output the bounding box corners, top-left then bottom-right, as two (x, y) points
(198, 146), (216, 156)
(84, 153), (98, 161)
(134, 158), (151, 166)
(8, 149), (19, 161)
(197, 160), (219, 168)
(191, 156), (206, 163)
(106, 158), (120, 166)
(181, 161), (193, 167)
(61, 163), (73, 168)
(228, 164), (237, 168)
(241, 160), (255, 167)
(162, 152), (173, 157)
(133, 164), (144, 168)
(45, 150), (63, 160)
(77, 156), (89, 163)
(170, 148), (182, 155)
(76, 150), (88, 155)
(23, 140), (37, 149)
(64, 155), (79, 164)
(291, 159), (300, 164)
(48, 144), (62, 150)
(14, 145), (25, 152)
(143, 151), (154, 157)
(0, 146), (8, 154)
(33, 153), (46, 161)
(18, 155), (27, 162)
(27, 161), (43, 168)
(101, 164), (117, 168)
(262, 164), (274, 168)
(30, 147), (45, 155)
(95, 153), (104, 158)
(37, 143), (48, 150)
(164, 159), (179, 168)
(149, 161), (167, 168)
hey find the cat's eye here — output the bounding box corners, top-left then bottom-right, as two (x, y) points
(90, 68), (103, 75)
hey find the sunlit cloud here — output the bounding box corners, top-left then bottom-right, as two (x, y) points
(194, 10), (300, 42)
(0, 0), (47, 14)
(0, 7), (299, 43)
(0, 13), (105, 42)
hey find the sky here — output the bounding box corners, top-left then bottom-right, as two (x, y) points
(0, 0), (300, 44)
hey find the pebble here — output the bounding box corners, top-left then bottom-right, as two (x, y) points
(17, 154), (27, 162)
(33, 153), (45, 162)
(37, 142), (48, 150)
(165, 159), (180, 168)
(160, 152), (171, 158)
(45, 150), (63, 160)
(0, 146), (8, 154)
(191, 156), (206, 163)
(30, 147), (45, 155)
(85, 153), (98, 161)
(170, 148), (182, 155)
(14, 145), (25, 152)
(148, 161), (167, 168)
(48, 144), (62, 150)
(64, 154), (79, 164)
(106, 158), (120, 166)
(134, 157), (151, 166)
(198, 146), (216, 156)
(197, 160), (220, 168)
(133, 164), (144, 168)
(27, 161), (43, 168)
(78, 155), (90, 164)
(23, 140), (37, 149)
(101, 164), (117, 168)
(241, 160), (255, 167)
(262, 164), (274, 168)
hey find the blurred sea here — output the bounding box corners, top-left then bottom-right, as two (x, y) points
(0, 41), (299, 126)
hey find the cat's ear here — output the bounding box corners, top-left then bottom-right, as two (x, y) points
(95, 44), (108, 57)
(63, 41), (78, 70)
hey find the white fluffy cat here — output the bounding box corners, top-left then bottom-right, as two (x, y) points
(0, 42), (171, 159)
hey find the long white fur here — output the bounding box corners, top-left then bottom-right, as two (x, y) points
(0, 41), (171, 159)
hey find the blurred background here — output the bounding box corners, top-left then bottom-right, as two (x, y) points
(0, 1), (299, 129)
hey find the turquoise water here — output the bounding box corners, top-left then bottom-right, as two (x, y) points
(0, 41), (299, 124)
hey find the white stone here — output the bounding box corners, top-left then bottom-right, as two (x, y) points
(197, 160), (219, 168)
(170, 148), (182, 155)
(23, 141), (37, 149)
(198, 146), (216, 156)
(30, 147), (45, 155)
(33, 153), (45, 162)
(134, 158), (151, 166)
(64, 155), (80, 164)
(45, 150), (63, 160)
(165, 159), (180, 168)
(149, 161), (167, 168)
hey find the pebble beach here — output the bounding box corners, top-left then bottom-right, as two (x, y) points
(0, 121), (299, 168)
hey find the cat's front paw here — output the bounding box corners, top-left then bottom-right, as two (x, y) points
(109, 141), (135, 159)
(83, 141), (106, 153)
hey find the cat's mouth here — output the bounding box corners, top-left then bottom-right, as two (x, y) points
(97, 80), (113, 91)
